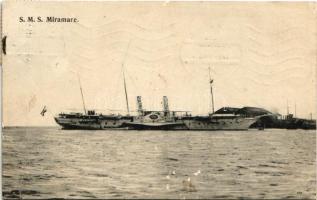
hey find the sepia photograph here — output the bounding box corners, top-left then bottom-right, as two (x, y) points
(2, 1), (316, 199)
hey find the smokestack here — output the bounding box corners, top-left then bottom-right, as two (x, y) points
(163, 96), (169, 112)
(137, 96), (143, 115)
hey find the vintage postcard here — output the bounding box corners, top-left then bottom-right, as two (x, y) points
(2, 1), (316, 199)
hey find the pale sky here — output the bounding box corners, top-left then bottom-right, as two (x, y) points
(3, 1), (317, 126)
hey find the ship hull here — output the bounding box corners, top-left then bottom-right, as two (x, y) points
(54, 116), (130, 130)
(182, 117), (257, 130)
(122, 122), (186, 130)
(55, 116), (258, 131)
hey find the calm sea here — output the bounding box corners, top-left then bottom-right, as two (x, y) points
(2, 127), (316, 199)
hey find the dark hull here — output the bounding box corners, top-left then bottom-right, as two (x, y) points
(61, 125), (99, 130)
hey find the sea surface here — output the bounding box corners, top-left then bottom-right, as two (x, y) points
(2, 127), (316, 199)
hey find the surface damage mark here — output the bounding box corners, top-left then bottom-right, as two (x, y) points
(2, 36), (7, 55)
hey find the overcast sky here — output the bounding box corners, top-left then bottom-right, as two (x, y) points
(3, 2), (316, 126)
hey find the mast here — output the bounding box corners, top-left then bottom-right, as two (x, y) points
(77, 75), (87, 114)
(208, 67), (215, 114)
(122, 67), (130, 115)
(294, 102), (297, 117)
(286, 99), (289, 115)
(122, 40), (131, 115)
